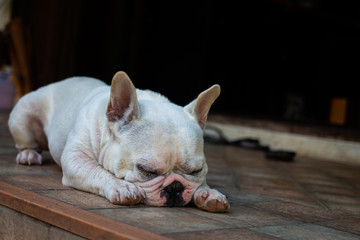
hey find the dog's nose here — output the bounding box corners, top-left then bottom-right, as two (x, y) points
(162, 181), (185, 207)
(165, 181), (184, 194)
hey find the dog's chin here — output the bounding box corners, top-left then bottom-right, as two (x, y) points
(144, 196), (192, 207)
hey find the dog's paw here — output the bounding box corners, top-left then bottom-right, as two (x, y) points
(16, 150), (43, 165)
(105, 180), (144, 206)
(193, 185), (230, 213)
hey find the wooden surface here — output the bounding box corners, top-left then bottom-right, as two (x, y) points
(1, 111), (360, 239)
(0, 181), (168, 240)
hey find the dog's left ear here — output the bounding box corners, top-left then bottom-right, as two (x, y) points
(106, 71), (140, 123)
(185, 85), (220, 129)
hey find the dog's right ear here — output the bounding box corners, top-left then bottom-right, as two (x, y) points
(106, 71), (140, 123)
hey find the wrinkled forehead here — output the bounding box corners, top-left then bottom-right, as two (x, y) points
(139, 100), (203, 139)
(123, 115), (204, 162)
(134, 118), (203, 147)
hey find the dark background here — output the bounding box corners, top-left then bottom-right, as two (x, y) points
(11, 0), (360, 129)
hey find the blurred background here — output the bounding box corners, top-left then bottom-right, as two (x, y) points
(1, 0), (360, 131)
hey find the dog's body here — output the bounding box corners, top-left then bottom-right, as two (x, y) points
(8, 72), (229, 212)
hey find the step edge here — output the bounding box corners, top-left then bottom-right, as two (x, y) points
(0, 181), (168, 240)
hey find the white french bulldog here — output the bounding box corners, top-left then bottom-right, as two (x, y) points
(8, 71), (229, 212)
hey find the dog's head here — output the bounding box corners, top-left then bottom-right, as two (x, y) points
(103, 71), (220, 206)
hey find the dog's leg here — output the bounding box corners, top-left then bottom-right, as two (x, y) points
(61, 148), (144, 205)
(193, 183), (230, 212)
(8, 96), (48, 165)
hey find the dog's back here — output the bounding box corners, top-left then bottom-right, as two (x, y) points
(8, 77), (106, 165)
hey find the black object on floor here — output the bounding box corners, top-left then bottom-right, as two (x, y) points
(204, 125), (296, 162)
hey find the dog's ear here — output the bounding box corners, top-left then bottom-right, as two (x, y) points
(106, 71), (140, 123)
(185, 85), (220, 129)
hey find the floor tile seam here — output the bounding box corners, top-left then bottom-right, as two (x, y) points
(248, 221), (338, 230)
(161, 226), (252, 235)
(240, 204), (327, 224)
(300, 182), (360, 193)
(324, 172), (360, 187)
(239, 182), (318, 196)
(161, 225), (242, 236)
(220, 150), (242, 190)
(229, 192), (282, 204)
(314, 221), (360, 236)
(238, 205), (307, 226)
(85, 204), (149, 211)
(174, 208), (239, 227)
(236, 173), (310, 189)
(297, 180), (360, 212)
(83, 207), (127, 211)
(246, 228), (286, 240)
(30, 190), (113, 209)
(33, 188), (76, 192)
(2, 186), (72, 191)
(301, 222), (360, 237)
(177, 204), (300, 229)
(294, 177), (340, 211)
(246, 198), (360, 220)
(0, 173), (62, 177)
(235, 188), (315, 204)
(32, 190), (126, 206)
(278, 169), (332, 190)
(314, 216), (360, 224)
(336, 177), (360, 191)
(248, 222), (360, 239)
(304, 190), (360, 200)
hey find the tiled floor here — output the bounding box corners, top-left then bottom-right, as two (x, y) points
(1, 111), (360, 239)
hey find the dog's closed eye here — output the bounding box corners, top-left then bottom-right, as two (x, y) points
(136, 164), (158, 179)
(190, 168), (202, 175)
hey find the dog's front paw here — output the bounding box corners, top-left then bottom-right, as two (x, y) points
(105, 180), (144, 206)
(193, 185), (229, 213)
(16, 150), (43, 165)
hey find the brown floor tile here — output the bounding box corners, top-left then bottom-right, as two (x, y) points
(240, 185), (314, 202)
(166, 228), (280, 240)
(325, 167), (360, 182)
(206, 162), (231, 175)
(252, 223), (360, 240)
(0, 162), (62, 176)
(297, 175), (353, 189)
(312, 192), (360, 206)
(206, 173), (237, 190)
(0, 174), (70, 190)
(320, 203), (360, 216)
(236, 176), (299, 189)
(1, 111), (360, 239)
(224, 147), (267, 168)
(244, 199), (348, 222)
(309, 192), (360, 216)
(90, 207), (233, 235)
(301, 183), (358, 195)
(225, 188), (269, 204)
(0, 147), (18, 157)
(34, 189), (124, 209)
(318, 218), (360, 235)
(180, 204), (299, 228)
(234, 167), (285, 179)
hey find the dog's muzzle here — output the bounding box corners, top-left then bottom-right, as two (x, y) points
(161, 181), (185, 207)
